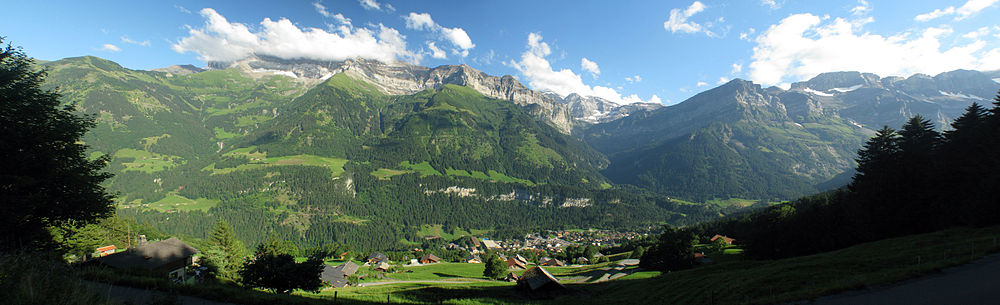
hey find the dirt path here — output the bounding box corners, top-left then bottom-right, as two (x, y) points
(803, 253), (1000, 305)
(85, 281), (237, 305)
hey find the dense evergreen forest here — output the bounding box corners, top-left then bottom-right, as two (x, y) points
(681, 92), (1000, 261)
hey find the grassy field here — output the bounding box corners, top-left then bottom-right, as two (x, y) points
(208, 146), (348, 177)
(414, 224), (491, 240)
(113, 148), (185, 173)
(141, 193), (220, 212)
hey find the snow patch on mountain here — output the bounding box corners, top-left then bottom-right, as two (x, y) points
(803, 87), (833, 97)
(939, 91), (985, 100)
(831, 84), (863, 92)
(993, 78), (1000, 84)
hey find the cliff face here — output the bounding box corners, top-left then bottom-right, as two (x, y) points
(208, 56), (660, 133)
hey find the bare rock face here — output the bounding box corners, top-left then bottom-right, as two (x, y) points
(210, 56), (584, 133)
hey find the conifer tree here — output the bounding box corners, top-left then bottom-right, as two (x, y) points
(207, 220), (247, 280)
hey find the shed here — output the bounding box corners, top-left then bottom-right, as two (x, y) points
(95, 245), (117, 257)
(464, 254), (482, 264)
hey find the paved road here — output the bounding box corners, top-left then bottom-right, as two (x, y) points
(804, 253), (1000, 305)
(85, 281), (237, 305)
(356, 279), (479, 287)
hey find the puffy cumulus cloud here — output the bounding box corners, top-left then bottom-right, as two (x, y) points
(696, 81), (708, 87)
(731, 63), (742, 74)
(404, 12), (475, 57)
(664, 1), (709, 35)
(718, 76), (730, 84)
(748, 13), (1000, 86)
(172, 8), (418, 64)
(507, 33), (659, 105)
(426, 41), (447, 59)
(915, 0), (998, 21)
(580, 57), (600, 78)
(101, 44), (121, 52)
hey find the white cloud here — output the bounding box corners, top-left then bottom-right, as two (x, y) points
(761, 0), (782, 9)
(963, 26), (991, 39)
(580, 57), (600, 78)
(314, 2), (351, 25)
(851, 0), (871, 16)
(718, 77), (730, 84)
(731, 63), (742, 74)
(359, 0), (393, 12)
(172, 8), (418, 64)
(749, 13), (1000, 86)
(120, 36), (150, 47)
(625, 75), (642, 83)
(507, 33), (658, 105)
(740, 28), (756, 41)
(664, 1), (720, 37)
(696, 81), (708, 87)
(101, 44), (121, 52)
(174, 5), (191, 14)
(915, 0), (998, 21)
(426, 41), (447, 59)
(404, 12), (475, 57)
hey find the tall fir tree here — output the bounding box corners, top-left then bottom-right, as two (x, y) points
(206, 220), (247, 280)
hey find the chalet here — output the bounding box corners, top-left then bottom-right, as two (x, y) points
(374, 261), (391, 271)
(366, 252), (389, 264)
(517, 266), (566, 293)
(711, 235), (736, 245)
(507, 257), (527, 270)
(540, 258), (565, 267)
(464, 254), (482, 264)
(419, 254), (441, 264)
(92, 237), (199, 281)
(95, 245), (117, 257)
(321, 261), (360, 288)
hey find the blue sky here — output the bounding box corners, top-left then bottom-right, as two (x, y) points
(3, 0), (999, 105)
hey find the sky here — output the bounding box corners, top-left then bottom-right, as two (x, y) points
(2, 0), (999, 105)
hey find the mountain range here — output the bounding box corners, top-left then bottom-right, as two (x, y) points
(38, 55), (999, 248)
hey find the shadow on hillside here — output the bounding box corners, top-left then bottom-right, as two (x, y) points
(431, 272), (465, 278)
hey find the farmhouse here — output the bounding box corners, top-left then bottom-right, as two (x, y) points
(92, 237), (199, 281)
(711, 235), (736, 245)
(321, 261), (360, 288)
(374, 261), (391, 271)
(366, 252), (389, 264)
(513, 254), (529, 265)
(517, 266), (566, 292)
(419, 254), (441, 264)
(540, 258), (565, 267)
(481, 239), (501, 250)
(507, 257), (527, 270)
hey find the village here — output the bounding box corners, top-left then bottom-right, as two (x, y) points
(79, 226), (741, 303)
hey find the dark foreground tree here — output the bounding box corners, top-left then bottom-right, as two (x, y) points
(640, 225), (694, 271)
(0, 39), (114, 251)
(239, 241), (323, 294)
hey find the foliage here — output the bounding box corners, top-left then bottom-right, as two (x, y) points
(205, 220), (247, 280)
(639, 226), (694, 271)
(239, 242), (323, 294)
(0, 39), (114, 251)
(0, 253), (110, 304)
(481, 252), (508, 280)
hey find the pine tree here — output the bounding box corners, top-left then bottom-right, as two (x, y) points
(207, 220), (247, 280)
